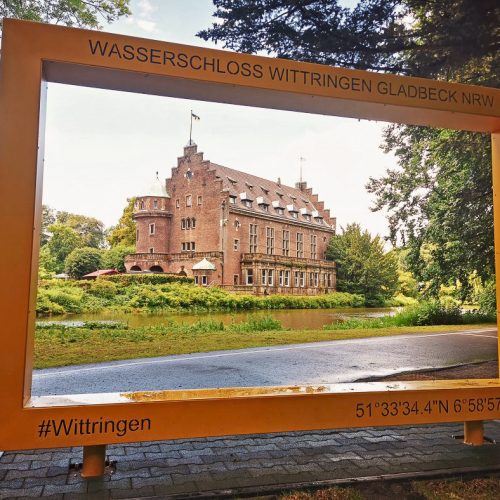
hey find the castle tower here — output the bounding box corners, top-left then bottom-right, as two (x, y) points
(132, 173), (172, 271)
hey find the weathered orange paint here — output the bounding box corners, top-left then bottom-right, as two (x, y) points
(0, 19), (499, 452)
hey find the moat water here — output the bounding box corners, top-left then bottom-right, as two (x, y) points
(37, 307), (397, 330)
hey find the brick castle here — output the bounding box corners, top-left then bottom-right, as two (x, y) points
(125, 143), (336, 295)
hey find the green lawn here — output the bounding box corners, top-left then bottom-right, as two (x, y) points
(34, 323), (495, 369)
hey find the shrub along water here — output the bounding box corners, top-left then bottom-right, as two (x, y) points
(325, 300), (495, 330)
(36, 277), (365, 316)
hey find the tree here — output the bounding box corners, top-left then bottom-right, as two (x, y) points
(367, 128), (494, 300)
(47, 223), (83, 272)
(107, 198), (136, 248)
(199, 1), (499, 78)
(40, 205), (56, 246)
(56, 211), (106, 248)
(200, 1), (499, 300)
(65, 247), (102, 279)
(1, 0), (131, 35)
(326, 224), (398, 305)
(101, 243), (135, 272)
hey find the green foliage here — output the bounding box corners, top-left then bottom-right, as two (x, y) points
(1, 0), (131, 34)
(368, 129), (494, 301)
(327, 224), (398, 306)
(102, 273), (194, 285)
(107, 198), (136, 248)
(326, 300), (495, 330)
(40, 205), (55, 246)
(199, 1), (498, 78)
(229, 315), (283, 332)
(36, 278), (365, 316)
(64, 247), (102, 279)
(478, 279), (497, 315)
(56, 212), (106, 248)
(101, 244), (135, 272)
(39, 245), (58, 274)
(47, 223), (83, 272)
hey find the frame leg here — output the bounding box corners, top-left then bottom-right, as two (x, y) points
(463, 421), (484, 446)
(81, 445), (107, 477)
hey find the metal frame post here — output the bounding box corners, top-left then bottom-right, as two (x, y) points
(81, 445), (106, 478)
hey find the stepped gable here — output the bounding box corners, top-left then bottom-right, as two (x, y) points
(209, 163), (334, 228)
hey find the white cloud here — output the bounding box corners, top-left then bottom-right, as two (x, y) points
(137, 19), (158, 33)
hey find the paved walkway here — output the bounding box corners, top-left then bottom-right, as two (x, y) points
(1, 422), (500, 499)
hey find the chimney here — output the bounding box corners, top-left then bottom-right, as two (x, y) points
(295, 181), (307, 191)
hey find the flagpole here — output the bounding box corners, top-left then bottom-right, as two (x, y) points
(189, 109), (193, 145)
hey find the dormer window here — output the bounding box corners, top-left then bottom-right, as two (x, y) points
(300, 207), (312, 222)
(229, 195), (237, 204)
(240, 192), (253, 208)
(260, 186), (269, 194)
(287, 204), (299, 217)
(272, 200), (284, 215)
(256, 196), (269, 211)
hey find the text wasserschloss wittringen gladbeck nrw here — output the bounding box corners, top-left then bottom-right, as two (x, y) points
(88, 40), (495, 109)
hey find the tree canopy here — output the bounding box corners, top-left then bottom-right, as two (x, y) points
(107, 198), (136, 248)
(326, 224), (398, 305)
(65, 247), (103, 279)
(201, 0), (499, 301)
(199, 1), (499, 79)
(1, 0), (130, 35)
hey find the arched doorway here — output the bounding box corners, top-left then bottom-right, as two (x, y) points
(150, 265), (164, 273)
(130, 265), (141, 271)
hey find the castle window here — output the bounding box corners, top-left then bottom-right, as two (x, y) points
(149, 223), (155, 235)
(276, 207), (284, 216)
(201, 275), (208, 286)
(300, 272), (306, 287)
(191, 242), (196, 251)
(191, 218), (196, 229)
(176, 199), (180, 208)
(140, 200), (145, 210)
(243, 199), (252, 208)
(249, 224), (258, 253)
(186, 195), (192, 207)
(233, 274), (239, 285)
(194, 276), (199, 284)
(186, 218), (191, 229)
(229, 196), (237, 204)
(310, 234), (317, 259)
(303, 214), (311, 222)
(261, 269), (273, 286)
(246, 269), (254, 285)
(282, 230), (290, 256)
(260, 204), (269, 211)
(294, 271), (300, 287)
(136, 229), (139, 240)
(284, 270), (290, 287)
(291, 212), (298, 219)
(153, 199), (158, 209)
(149, 247), (154, 253)
(234, 239), (239, 251)
(279, 270), (284, 286)
(197, 195), (202, 205)
(234, 220), (241, 229)
(181, 218), (186, 229)
(266, 227), (275, 255)
(296, 233), (304, 258)
(328, 273), (332, 288)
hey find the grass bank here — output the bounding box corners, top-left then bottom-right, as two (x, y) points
(34, 319), (494, 369)
(326, 300), (495, 330)
(36, 277), (366, 316)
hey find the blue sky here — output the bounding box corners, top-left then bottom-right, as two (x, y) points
(43, 0), (394, 239)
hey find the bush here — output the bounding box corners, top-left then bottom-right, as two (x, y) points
(478, 280), (496, 315)
(64, 247), (102, 279)
(102, 274), (194, 285)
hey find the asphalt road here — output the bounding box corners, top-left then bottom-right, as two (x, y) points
(32, 327), (498, 396)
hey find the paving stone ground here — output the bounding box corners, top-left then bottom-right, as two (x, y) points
(1, 422), (499, 499)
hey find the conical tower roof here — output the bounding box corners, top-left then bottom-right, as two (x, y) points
(141, 172), (169, 198)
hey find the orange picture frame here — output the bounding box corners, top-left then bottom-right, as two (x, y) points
(1, 19), (500, 451)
